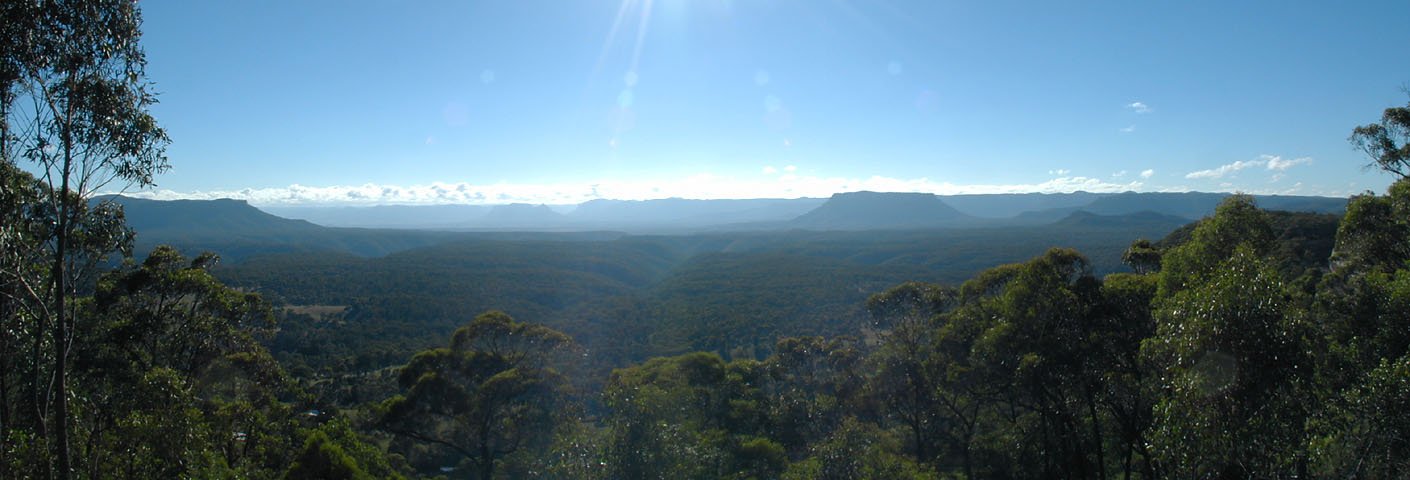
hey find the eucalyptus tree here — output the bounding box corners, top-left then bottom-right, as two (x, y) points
(1350, 99), (1410, 178)
(864, 282), (955, 466)
(3, 1), (169, 476)
(963, 248), (1111, 478)
(1121, 238), (1161, 275)
(1143, 196), (1310, 476)
(1309, 178), (1410, 475)
(0, 161), (50, 475)
(378, 311), (576, 479)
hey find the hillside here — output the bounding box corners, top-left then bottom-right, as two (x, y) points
(789, 191), (974, 229)
(1080, 191), (1346, 218)
(568, 197), (826, 227)
(106, 195), (464, 259)
(476, 203), (569, 229)
(262, 204), (492, 228)
(940, 191), (1106, 218)
(1054, 210), (1190, 229)
(217, 215), (1187, 378)
(109, 195), (323, 235)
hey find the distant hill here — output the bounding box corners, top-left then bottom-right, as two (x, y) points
(108, 195), (323, 235)
(1054, 210), (1190, 229)
(104, 195), (463, 260)
(267, 197), (829, 231)
(480, 203), (567, 228)
(261, 204), (491, 228)
(107, 191), (1348, 260)
(568, 197), (826, 227)
(1080, 192), (1346, 219)
(1251, 195), (1350, 215)
(789, 191), (974, 230)
(941, 191), (1106, 218)
(234, 191), (1350, 232)
(1003, 192), (1347, 225)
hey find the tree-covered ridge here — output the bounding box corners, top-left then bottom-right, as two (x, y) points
(568, 184), (1408, 479)
(6, 179), (1405, 477)
(214, 217), (1186, 387)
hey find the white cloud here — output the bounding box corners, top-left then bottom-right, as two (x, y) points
(121, 175), (1148, 207)
(762, 166), (778, 174)
(1127, 102), (1150, 113)
(1185, 154), (1313, 179)
(784, 165), (797, 172)
(1266, 156), (1312, 171)
(1185, 159), (1263, 179)
(1119, 125), (1136, 133)
(1140, 169), (1155, 179)
(1048, 169), (1070, 176)
(1112, 170), (1128, 177)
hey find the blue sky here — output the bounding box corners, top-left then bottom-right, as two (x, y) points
(131, 0), (1410, 205)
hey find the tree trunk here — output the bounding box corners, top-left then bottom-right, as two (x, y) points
(30, 306), (47, 479)
(1087, 388), (1107, 480)
(51, 97), (73, 480)
(478, 446), (494, 480)
(1123, 439), (1133, 480)
(909, 365), (930, 464)
(962, 440), (973, 480)
(0, 345), (8, 471)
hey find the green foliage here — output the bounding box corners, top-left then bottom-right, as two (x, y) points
(1158, 194), (1274, 297)
(1122, 238), (1161, 274)
(65, 247), (304, 478)
(1308, 354), (1410, 478)
(1329, 180), (1410, 275)
(1350, 99), (1410, 178)
(378, 311), (575, 479)
(9, 84), (1410, 479)
(284, 418), (403, 480)
(601, 351), (779, 479)
(639, 252), (924, 359)
(4, 1), (171, 475)
(766, 336), (868, 456)
(962, 249), (1112, 478)
(284, 430), (372, 480)
(782, 417), (937, 480)
(1144, 246), (1309, 476)
(867, 281), (955, 330)
(216, 218), (1180, 385)
(1096, 272), (1160, 478)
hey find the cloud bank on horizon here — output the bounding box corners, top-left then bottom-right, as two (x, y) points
(120, 170), (1340, 207)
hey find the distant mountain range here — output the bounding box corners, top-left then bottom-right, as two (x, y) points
(261, 197), (828, 231)
(254, 190), (1346, 232)
(105, 191), (1347, 261)
(106, 196), (495, 260)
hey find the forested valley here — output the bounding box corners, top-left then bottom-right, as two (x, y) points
(5, 1), (1410, 479)
(8, 153), (1410, 478)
